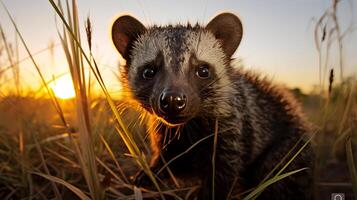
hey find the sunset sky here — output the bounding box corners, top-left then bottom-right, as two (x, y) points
(0, 0), (356, 94)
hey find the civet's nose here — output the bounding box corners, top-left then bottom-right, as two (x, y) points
(159, 91), (187, 115)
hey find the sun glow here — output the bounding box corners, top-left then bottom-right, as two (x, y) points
(50, 75), (76, 99)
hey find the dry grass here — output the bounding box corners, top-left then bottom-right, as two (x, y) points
(0, 0), (356, 199)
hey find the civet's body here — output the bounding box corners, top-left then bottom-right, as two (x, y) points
(112, 13), (314, 199)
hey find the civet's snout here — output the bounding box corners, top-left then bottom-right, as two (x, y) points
(158, 90), (187, 116)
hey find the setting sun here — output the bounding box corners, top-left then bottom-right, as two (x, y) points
(50, 75), (76, 99)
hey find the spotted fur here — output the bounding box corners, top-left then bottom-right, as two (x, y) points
(112, 13), (314, 199)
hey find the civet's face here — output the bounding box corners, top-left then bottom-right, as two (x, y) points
(112, 13), (243, 126)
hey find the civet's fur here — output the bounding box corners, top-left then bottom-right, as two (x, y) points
(112, 13), (314, 199)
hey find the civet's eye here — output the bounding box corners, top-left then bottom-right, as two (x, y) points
(196, 64), (210, 79)
(142, 66), (156, 79)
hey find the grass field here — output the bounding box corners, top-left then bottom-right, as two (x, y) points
(0, 0), (356, 199)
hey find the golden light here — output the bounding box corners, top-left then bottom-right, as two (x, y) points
(50, 75), (76, 99)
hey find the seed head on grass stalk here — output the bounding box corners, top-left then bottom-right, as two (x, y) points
(328, 68), (334, 96)
(85, 16), (94, 111)
(85, 17), (92, 53)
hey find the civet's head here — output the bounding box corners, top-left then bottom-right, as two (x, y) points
(112, 13), (243, 126)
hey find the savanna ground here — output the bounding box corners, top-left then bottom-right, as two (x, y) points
(0, 0), (356, 199)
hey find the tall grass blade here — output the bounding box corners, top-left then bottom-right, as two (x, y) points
(134, 186), (143, 200)
(48, 0), (165, 198)
(247, 132), (315, 200)
(32, 172), (91, 200)
(0, 0), (70, 128)
(242, 168), (308, 200)
(99, 134), (129, 183)
(53, 1), (103, 199)
(33, 134), (62, 200)
(346, 137), (357, 198)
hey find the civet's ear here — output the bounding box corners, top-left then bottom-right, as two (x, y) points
(206, 13), (243, 57)
(112, 15), (146, 61)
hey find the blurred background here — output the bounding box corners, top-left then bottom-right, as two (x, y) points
(0, 0), (356, 94)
